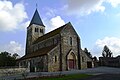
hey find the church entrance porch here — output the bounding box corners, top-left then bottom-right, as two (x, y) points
(67, 52), (76, 70)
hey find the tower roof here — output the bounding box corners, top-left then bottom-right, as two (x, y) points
(29, 9), (45, 27)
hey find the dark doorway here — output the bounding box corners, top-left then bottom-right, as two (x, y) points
(30, 61), (35, 72)
(87, 62), (92, 68)
(30, 66), (35, 72)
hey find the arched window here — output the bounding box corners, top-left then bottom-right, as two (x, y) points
(54, 56), (57, 62)
(41, 29), (43, 33)
(35, 28), (38, 32)
(35, 28), (36, 32)
(82, 57), (84, 62)
(40, 29), (41, 33)
(36, 28), (38, 32)
(70, 37), (72, 46)
(40, 29), (43, 33)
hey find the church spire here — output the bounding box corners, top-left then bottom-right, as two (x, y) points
(29, 9), (45, 27)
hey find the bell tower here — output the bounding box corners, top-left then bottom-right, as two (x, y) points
(26, 9), (45, 54)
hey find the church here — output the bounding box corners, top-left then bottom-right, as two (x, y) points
(18, 9), (93, 72)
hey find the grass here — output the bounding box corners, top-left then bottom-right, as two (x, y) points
(29, 74), (92, 80)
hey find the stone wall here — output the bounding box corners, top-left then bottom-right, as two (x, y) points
(32, 34), (60, 53)
(0, 68), (28, 77)
(19, 55), (48, 72)
(48, 45), (60, 72)
(80, 50), (93, 69)
(26, 24), (45, 54)
(29, 55), (48, 72)
(99, 57), (120, 67)
(60, 24), (79, 71)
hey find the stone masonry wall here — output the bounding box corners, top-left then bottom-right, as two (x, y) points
(32, 34), (60, 53)
(80, 50), (93, 69)
(19, 55), (48, 72)
(60, 24), (79, 71)
(48, 45), (60, 72)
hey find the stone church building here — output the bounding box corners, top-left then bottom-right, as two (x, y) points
(18, 9), (93, 72)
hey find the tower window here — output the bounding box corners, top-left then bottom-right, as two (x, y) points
(40, 29), (42, 33)
(41, 29), (43, 33)
(35, 28), (36, 32)
(35, 28), (38, 32)
(40, 29), (41, 33)
(40, 29), (43, 33)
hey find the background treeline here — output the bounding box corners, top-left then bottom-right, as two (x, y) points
(0, 51), (20, 67)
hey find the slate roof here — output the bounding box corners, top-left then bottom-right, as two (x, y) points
(19, 45), (57, 60)
(33, 22), (70, 44)
(29, 9), (45, 27)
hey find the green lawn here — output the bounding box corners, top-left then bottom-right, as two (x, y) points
(33, 74), (91, 80)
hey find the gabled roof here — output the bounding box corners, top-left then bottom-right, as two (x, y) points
(33, 22), (70, 44)
(19, 45), (57, 60)
(29, 9), (45, 27)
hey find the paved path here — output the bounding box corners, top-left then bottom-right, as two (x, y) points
(0, 67), (120, 80)
(77, 74), (120, 80)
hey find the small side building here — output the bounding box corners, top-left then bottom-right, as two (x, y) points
(80, 49), (94, 69)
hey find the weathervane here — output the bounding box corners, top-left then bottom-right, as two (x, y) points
(36, 3), (38, 9)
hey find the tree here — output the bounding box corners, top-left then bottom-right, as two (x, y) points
(0, 51), (17, 67)
(92, 56), (98, 61)
(84, 48), (92, 58)
(12, 53), (20, 59)
(102, 45), (113, 57)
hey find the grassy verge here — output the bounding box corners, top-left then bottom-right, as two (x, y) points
(30, 74), (92, 80)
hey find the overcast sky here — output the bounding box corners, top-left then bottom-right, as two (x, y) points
(0, 0), (120, 57)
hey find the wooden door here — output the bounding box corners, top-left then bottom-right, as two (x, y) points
(68, 59), (74, 69)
